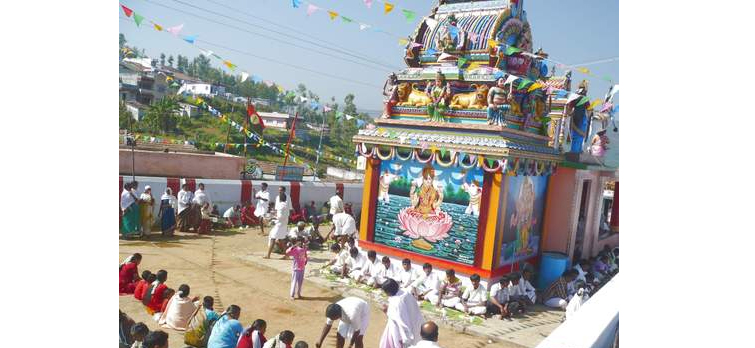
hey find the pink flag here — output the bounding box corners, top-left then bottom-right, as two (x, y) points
(323, 105), (332, 112)
(167, 24), (184, 36)
(469, 32), (479, 43)
(364, 0), (373, 9)
(410, 42), (423, 48)
(306, 4), (318, 16)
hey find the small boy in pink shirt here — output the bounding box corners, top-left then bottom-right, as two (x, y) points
(286, 237), (309, 300)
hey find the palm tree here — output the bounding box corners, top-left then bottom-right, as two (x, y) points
(143, 97), (181, 134)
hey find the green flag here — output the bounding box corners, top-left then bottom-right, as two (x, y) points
(457, 57), (468, 68)
(341, 16), (354, 23)
(577, 96), (589, 106)
(440, 147), (447, 157)
(602, 75), (613, 82)
(505, 46), (521, 55)
(402, 9), (416, 23)
(487, 158), (496, 167)
(133, 13), (144, 27)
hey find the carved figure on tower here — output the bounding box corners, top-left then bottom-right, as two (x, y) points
(566, 80), (591, 153)
(487, 77), (511, 125)
(382, 73), (399, 118)
(426, 71), (450, 122)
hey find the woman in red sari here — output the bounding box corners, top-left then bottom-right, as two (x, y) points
(119, 253), (142, 294)
(147, 270), (169, 314)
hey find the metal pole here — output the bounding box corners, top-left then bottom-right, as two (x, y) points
(283, 111), (299, 167)
(124, 96), (136, 181)
(225, 105), (233, 153)
(244, 97), (250, 159)
(315, 109), (326, 171)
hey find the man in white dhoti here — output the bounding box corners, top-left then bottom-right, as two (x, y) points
(329, 188), (344, 218)
(397, 259), (421, 293)
(455, 274), (488, 316)
(265, 192), (289, 259)
(378, 169), (398, 204)
(176, 184), (194, 232)
(461, 178), (482, 216)
(408, 321), (443, 348)
(358, 250), (380, 286)
(379, 279), (424, 348)
(346, 247), (368, 280)
(372, 256), (400, 288)
(328, 207), (357, 246)
(315, 297), (370, 348)
(410, 263), (440, 301)
(322, 243), (350, 276)
(254, 183), (271, 236)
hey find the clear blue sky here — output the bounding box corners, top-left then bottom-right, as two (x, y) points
(119, 0), (618, 114)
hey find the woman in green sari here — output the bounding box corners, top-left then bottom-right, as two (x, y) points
(426, 70), (450, 122)
(120, 182), (142, 238)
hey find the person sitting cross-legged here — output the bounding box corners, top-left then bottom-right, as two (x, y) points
(322, 243), (350, 276)
(356, 250), (380, 286)
(411, 263), (440, 301)
(456, 274), (488, 316)
(486, 276), (522, 320)
(506, 272), (529, 313)
(372, 256), (401, 288)
(426, 269), (462, 310)
(543, 270), (579, 310)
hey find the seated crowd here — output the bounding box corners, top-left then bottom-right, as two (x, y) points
(318, 239), (619, 321)
(119, 253), (311, 348)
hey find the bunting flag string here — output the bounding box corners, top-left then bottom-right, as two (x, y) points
(119, 4), (294, 100)
(289, 0), (417, 38)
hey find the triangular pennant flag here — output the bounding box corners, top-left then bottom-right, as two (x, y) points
(336, 111), (344, 119)
(306, 4), (318, 16)
(576, 67), (591, 75)
(398, 38), (409, 46)
(359, 23), (371, 31)
(328, 11), (338, 20)
(487, 158), (496, 167)
(576, 96), (590, 106)
(488, 39), (498, 48)
(183, 35), (196, 44)
(121, 5), (133, 17)
(613, 105), (619, 114)
(341, 16), (354, 23)
(425, 18), (438, 27)
(133, 13), (144, 27)
(527, 82), (542, 92)
(292, 0), (302, 8)
(588, 99), (602, 110)
(165, 24), (184, 36)
(323, 105), (332, 112)
(469, 32), (479, 43)
(345, 115), (354, 120)
(384, 2), (395, 14)
(200, 49), (214, 57)
(602, 75), (613, 82)
(223, 60), (236, 70)
(504, 74), (519, 85)
(410, 42), (423, 48)
(364, 0), (373, 9)
(440, 147), (447, 157)
(517, 78), (531, 90)
(402, 9), (416, 23)
(556, 89), (569, 98)
(457, 57), (468, 67)
(425, 48), (437, 55)
(152, 22), (163, 31)
(240, 72), (249, 82)
(252, 75), (262, 83)
(277, 86), (285, 93)
(505, 46), (522, 55)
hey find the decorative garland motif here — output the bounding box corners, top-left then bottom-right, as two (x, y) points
(435, 151), (456, 167)
(481, 157), (503, 172)
(376, 146), (395, 160)
(395, 147), (414, 161)
(458, 153), (479, 169)
(414, 149), (435, 163)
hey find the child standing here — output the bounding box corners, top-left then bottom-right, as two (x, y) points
(286, 237), (309, 300)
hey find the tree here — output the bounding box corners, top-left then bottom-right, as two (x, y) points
(160, 53), (166, 66)
(142, 97), (181, 134)
(168, 55), (174, 67)
(119, 33), (126, 49)
(119, 101), (133, 129)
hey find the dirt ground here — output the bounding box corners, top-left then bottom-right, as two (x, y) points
(119, 228), (527, 348)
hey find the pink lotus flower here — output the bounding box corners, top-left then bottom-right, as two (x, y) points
(397, 208), (453, 242)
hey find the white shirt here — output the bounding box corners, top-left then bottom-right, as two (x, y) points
(177, 189), (193, 213)
(325, 297), (370, 333)
(334, 249), (350, 268)
(362, 259), (380, 277)
(374, 262), (400, 282)
(222, 207), (238, 218)
(398, 267), (421, 288)
(462, 284), (488, 306)
(412, 271), (440, 293)
(329, 195), (343, 215)
(192, 189), (211, 206)
(518, 277), (536, 296)
(508, 282), (525, 297)
(409, 340), (443, 348)
(332, 212), (357, 236)
(274, 200), (289, 221)
(121, 189), (135, 210)
(288, 226), (313, 239)
(254, 190), (270, 217)
(347, 252), (367, 272)
(489, 283), (510, 304)
(574, 264), (588, 283)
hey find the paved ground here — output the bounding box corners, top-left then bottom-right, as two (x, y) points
(119, 228), (561, 347)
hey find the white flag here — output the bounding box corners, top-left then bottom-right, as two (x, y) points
(241, 72), (249, 82)
(504, 74), (519, 85)
(359, 23), (371, 31)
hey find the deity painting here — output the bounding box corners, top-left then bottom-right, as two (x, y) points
(373, 159), (485, 265)
(498, 175), (548, 267)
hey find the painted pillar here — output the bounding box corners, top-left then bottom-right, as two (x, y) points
(359, 157), (377, 241)
(480, 171), (502, 270)
(610, 181), (619, 232)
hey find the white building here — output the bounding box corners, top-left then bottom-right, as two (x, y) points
(178, 82), (226, 97)
(258, 112), (294, 130)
